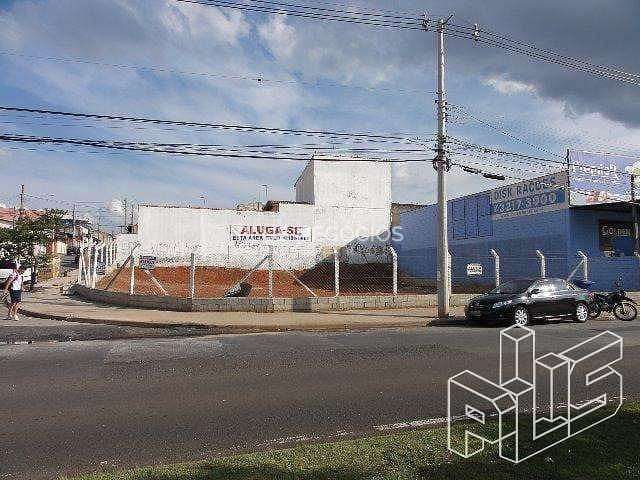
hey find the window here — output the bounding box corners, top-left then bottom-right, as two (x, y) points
(535, 279), (567, 292)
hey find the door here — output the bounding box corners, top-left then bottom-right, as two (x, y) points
(551, 279), (575, 315)
(528, 279), (561, 317)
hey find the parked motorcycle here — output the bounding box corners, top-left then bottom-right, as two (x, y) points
(579, 279), (638, 321)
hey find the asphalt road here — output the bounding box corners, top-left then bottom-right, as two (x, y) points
(1, 318), (639, 479)
(0, 314), (220, 344)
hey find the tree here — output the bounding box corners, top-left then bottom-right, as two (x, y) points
(0, 209), (66, 263)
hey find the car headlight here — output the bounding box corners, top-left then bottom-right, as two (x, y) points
(492, 300), (513, 309)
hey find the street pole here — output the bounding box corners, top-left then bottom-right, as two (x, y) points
(19, 184), (25, 217)
(436, 18), (450, 317)
(123, 198), (128, 233)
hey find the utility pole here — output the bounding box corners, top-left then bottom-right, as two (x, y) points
(123, 198), (128, 233)
(435, 17), (451, 317)
(18, 184), (25, 217)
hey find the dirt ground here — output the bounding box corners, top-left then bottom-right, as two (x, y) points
(98, 263), (411, 298)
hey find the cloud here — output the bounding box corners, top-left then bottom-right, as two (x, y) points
(258, 14), (297, 59)
(161, 1), (250, 45)
(483, 75), (536, 95)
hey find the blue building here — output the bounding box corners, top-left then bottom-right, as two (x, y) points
(396, 168), (640, 291)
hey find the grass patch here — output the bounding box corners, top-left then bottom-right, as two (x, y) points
(67, 401), (640, 480)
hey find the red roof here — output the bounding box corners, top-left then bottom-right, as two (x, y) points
(0, 207), (43, 224)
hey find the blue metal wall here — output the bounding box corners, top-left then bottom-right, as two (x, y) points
(397, 195), (640, 291)
(396, 192), (570, 290)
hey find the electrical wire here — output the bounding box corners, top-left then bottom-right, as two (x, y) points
(0, 49), (435, 97)
(0, 133), (435, 163)
(0, 106), (428, 144)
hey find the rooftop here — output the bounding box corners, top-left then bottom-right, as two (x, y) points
(0, 207), (43, 224)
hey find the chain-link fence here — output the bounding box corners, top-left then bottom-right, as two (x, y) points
(95, 245), (400, 298)
(85, 243), (640, 298)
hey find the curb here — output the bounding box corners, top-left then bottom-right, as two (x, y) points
(18, 305), (465, 333)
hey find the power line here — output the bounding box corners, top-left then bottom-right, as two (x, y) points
(180, 0), (640, 87)
(0, 105), (428, 144)
(176, 0), (428, 30)
(448, 106), (563, 158)
(0, 133), (435, 163)
(442, 26), (640, 87)
(0, 49), (435, 97)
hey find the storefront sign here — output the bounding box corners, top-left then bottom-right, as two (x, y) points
(139, 255), (157, 270)
(491, 171), (568, 220)
(466, 263), (483, 276)
(569, 150), (640, 205)
(230, 225), (312, 246)
(599, 221), (635, 256)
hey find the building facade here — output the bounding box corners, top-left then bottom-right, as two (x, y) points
(397, 169), (640, 291)
(120, 158), (394, 269)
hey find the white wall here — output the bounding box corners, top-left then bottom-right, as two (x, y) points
(136, 159), (393, 269)
(115, 233), (139, 266)
(312, 160), (391, 209)
(294, 161), (314, 204)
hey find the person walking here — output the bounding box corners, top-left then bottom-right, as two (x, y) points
(4, 263), (26, 321)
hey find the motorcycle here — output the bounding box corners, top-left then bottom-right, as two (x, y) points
(579, 279), (638, 321)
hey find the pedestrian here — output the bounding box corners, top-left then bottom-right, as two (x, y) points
(4, 263), (27, 321)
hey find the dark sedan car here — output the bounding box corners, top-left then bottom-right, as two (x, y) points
(465, 278), (592, 326)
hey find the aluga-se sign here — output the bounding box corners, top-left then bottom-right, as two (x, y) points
(230, 225), (312, 246)
(447, 325), (622, 464)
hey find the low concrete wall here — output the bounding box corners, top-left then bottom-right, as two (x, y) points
(71, 285), (473, 313)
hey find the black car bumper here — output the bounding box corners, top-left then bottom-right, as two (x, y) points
(465, 304), (516, 323)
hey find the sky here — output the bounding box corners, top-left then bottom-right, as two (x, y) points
(1, 0), (639, 228)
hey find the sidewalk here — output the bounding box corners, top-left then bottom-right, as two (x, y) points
(17, 281), (464, 333)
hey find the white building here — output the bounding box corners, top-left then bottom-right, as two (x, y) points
(118, 158), (394, 269)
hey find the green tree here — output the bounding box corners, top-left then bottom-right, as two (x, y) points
(0, 209), (66, 263)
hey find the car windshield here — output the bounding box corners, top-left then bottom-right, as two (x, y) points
(489, 279), (533, 294)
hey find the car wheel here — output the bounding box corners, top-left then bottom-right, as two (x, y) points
(573, 302), (589, 323)
(513, 307), (530, 327)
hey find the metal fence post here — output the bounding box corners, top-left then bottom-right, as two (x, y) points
(577, 250), (588, 281)
(77, 248), (84, 285)
(333, 246), (340, 297)
(91, 244), (98, 288)
(388, 246), (398, 296)
(129, 251), (136, 295)
(268, 245), (274, 298)
(189, 252), (196, 299)
(536, 250), (546, 278)
(447, 250), (452, 298)
(82, 246), (89, 286)
(490, 249), (500, 287)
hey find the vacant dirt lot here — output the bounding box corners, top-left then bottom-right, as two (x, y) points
(98, 263), (405, 298)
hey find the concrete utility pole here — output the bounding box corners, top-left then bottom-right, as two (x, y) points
(18, 184), (25, 217)
(435, 18), (451, 317)
(123, 198), (128, 233)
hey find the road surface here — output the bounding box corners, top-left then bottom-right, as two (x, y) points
(0, 314), (219, 344)
(1, 318), (638, 479)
